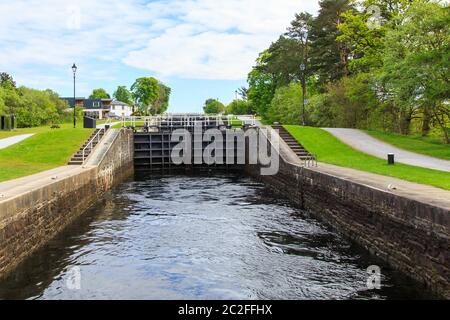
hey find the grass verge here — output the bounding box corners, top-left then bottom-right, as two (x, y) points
(0, 125), (94, 182)
(366, 130), (450, 161)
(284, 126), (450, 190)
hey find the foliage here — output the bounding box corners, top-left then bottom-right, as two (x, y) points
(225, 99), (254, 115)
(0, 72), (16, 89)
(131, 77), (171, 115)
(89, 88), (110, 99)
(267, 83), (303, 125)
(113, 86), (133, 105)
(0, 78), (71, 128)
(245, 0), (449, 143)
(203, 99), (225, 114)
(308, 0), (353, 85)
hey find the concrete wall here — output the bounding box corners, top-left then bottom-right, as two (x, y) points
(246, 128), (450, 298)
(0, 129), (134, 279)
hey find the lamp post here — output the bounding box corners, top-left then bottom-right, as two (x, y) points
(72, 63), (77, 128)
(300, 63), (306, 126)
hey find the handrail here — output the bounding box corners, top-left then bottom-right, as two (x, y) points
(81, 127), (106, 163)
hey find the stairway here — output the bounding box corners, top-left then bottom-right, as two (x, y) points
(272, 125), (316, 161)
(68, 129), (106, 165)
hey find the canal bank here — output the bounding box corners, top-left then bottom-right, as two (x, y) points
(0, 174), (436, 300)
(246, 127), (450, 298)
(0, 129), (134, 279)
(0, 123), (448, 299)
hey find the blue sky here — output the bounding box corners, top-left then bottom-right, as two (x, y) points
(0, 0), (319, 113)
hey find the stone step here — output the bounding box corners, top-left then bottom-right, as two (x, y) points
(68, 161), (83, 165)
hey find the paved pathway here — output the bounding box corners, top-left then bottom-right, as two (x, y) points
(0, 134), (34, 150)
(324, 128), (450, 172)
(96, 122), (120, 129)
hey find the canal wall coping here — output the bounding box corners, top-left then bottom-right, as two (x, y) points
(0, 129), (134, 279)
(247, 126), (450, 298)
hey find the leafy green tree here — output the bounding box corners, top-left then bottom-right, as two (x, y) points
(225, 99), (254, 115)
(267, 83), (303, 125)
(203, 99), (225, 114)
(113, 86), (133, 105)
(89, 88), (110, 99)
(337, 9), (386, 73)
(131, 77), (159, 115)
(131, 77), (171, 115)
(381, 1), (449, 140)
(0, 72), (16, 89)
(151, 83), (171, 115)
(247, 62), (277, 118)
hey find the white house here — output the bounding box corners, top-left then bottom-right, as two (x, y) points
(109, 101), (133, 118)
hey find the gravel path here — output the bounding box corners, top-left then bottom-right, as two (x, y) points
(324, 128), (450, 172)
(0, 134), (34, 150)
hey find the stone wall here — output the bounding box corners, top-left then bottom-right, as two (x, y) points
(0, 129), (134, 279)
(245, 130), (450, 299)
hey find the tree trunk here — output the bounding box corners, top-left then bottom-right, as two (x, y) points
(421, 105), (431, 137)
(399, 110), (411, 135)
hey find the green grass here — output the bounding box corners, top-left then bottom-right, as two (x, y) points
(0, 125), (94, 182)
(229, 119), (244, 128)
(367, 130), (450, 161)
(112, 120), (145, 128)
(284, 126), (450, 190)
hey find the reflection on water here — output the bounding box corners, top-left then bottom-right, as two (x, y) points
(0, 174), (433, 300)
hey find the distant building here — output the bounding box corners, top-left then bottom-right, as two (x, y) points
(62, 97), (121, 119)
(109, 101), (133, 118)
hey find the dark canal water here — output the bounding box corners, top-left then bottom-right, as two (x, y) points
(0, 174), (433, 300)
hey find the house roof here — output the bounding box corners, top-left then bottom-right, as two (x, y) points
(61, 97), (112, 110)
(111, 100), (131, 106)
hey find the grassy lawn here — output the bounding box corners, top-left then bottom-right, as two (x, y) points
(229, 119), (244, 128)
(367, 130), (450, 161)
(284, 126), (450, 190)
(0, 125), (93, 182)
(112, 120), (145, 128)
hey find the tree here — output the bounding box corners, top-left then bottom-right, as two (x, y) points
(131, 77), (171, 115)
(131, 77), (159, 115)
(237, 87), (248, 100)
(309, 0), (353, 86)
(151, 83), (171, 115)
(203, 99), (225, 114)
(225, 99), (254, 115)
(89, 88), (110, 99)
(267, 83), (303, 125)
(113, 86), (133, 105)
(337, 8), (386, 73)
(247, 66), (276, 118)
(0, 72), (16, 89)
(381, 1), (449, 139)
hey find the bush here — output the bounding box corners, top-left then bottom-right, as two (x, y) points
(0, 85), (71, 128)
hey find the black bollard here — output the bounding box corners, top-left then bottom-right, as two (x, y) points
(388, 153), (395, 165)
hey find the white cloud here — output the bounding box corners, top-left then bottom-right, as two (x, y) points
(0, 0), (319, 82)
(124, 0), (319, 80)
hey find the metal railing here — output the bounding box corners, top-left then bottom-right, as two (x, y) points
(226, 114), (257, 126)
(81, 127), (106, 163)
(302, 154), (318, 168)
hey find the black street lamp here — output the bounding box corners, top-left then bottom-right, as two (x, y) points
(300, 63), (306, 126)
(72, 63), (77, 128)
